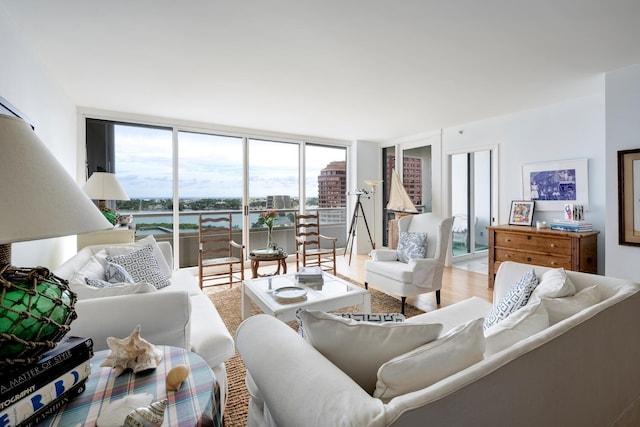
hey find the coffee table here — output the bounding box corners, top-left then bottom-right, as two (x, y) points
(242, 272), (371, 322)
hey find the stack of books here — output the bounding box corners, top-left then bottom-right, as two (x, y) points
(0, 336), (93, 427)
(550, 219), (593, 232)
(295, 266), (324, 287)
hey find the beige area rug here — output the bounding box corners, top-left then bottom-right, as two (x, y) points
(208, 275), (425, 427)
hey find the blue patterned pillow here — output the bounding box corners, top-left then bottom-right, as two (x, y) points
(396, 231), (428, 263)
(106, 244), (171, 289)
(85, 277), (112, 288)
(296, 309), (405, 337)
(484, 269), (539, 329)
(105, 262), (135, 284)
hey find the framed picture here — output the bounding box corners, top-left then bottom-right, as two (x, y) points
(509, 200), (535, 226)
(618, 149), (640, 246)
(522, 158), (589, 211)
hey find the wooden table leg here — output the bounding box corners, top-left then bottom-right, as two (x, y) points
(251, 259), (259, 279)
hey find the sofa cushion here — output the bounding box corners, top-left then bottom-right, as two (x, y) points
(484, 299), (549, 356)
(406, 296), (492, 334)
(298, 309), (442, 395)
(542, 285), (601, 324)
(106, 244), (171, 289)
(105, 235), (172, 278)
(529, 268), (576, 302)
(69, 272), (157, 299)
(484, 269), (538, 329)
(397, 231), (428, 263)
(373, 318), (485, 401)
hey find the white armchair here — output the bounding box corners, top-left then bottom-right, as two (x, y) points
(364, 213), (453, 314)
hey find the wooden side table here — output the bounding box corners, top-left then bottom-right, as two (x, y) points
(248, 251), (288, 278)
(40, 346), (221, 427)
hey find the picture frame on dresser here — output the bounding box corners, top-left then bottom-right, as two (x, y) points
(617, 148), (640, 246)
(508, 200), (535, 226)
(522, 158), (589, 211)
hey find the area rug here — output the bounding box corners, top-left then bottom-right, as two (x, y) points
(209, 275), (425, 427)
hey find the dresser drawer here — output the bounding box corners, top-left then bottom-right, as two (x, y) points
(494, 231), (571, 254)
(494, 248), (572, 269)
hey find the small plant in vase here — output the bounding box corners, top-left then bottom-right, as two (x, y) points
(260, 210), (278, 251)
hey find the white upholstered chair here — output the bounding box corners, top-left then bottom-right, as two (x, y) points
(364, 213), (453, 314)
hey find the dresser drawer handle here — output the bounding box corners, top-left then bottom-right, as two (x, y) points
(506, 254), (512, 258)
(550, 261), (557, 265)
(527, 257), (532, 262)
(550, 243), (556, 248)
(505, 238), (511, 242)
(527, 236), (532, 240)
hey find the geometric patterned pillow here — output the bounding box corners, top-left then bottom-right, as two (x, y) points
(106, 244), (171, 289)
(396, 231), (428, 263)
(483, 269), (539, 330)
(105, 262), (135, 284)
(296, 309), (405, 337)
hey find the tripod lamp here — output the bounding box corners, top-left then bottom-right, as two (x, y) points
(364, 180), (382, 249)
(0, 113), (112, 368)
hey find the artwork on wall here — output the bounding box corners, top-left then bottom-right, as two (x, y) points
(617, 149), (640, 246)
(522, 159), (589, 211)
(509, 200), (535, 226)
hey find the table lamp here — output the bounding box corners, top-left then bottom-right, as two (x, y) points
(0, 113), (112, 368)
(82, 171), (130, 225)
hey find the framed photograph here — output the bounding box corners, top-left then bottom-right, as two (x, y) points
(509, 200), (535, 226)
(618, 149), (640, 246)
(522, 158), (589, 211)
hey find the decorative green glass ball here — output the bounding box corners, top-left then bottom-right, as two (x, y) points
(0, 268), (77, 367)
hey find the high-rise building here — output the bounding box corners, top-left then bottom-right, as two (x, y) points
(318, 160), (346, 223)
(267, 195), (292, 209)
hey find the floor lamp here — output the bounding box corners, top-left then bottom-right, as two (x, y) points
(0, 113), (112, 367)
(364, 180), (382, 249)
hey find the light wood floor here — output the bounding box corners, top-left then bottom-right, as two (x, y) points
(200, 252), (493, 314)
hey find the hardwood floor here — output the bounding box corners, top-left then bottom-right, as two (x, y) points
(199, 252), (494, 313)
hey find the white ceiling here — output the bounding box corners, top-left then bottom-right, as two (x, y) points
(3, 1), (640, 142)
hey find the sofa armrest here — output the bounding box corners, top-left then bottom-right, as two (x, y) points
(236, 315), (386, 427)
(70, 290), (191, 352)
(157, 241), (174, 270)
(370, 249), (398, 262)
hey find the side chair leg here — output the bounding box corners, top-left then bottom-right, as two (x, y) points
(364, 282), (368, 290)
(436, 290), (441, 305)
(401, 297), (406, 315)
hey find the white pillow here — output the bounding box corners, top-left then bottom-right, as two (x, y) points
(105, 235), (172, 278)
(69, 271), (157, 300)
(373, 318), (485, 401)
(298, 310), (443, 395)
(484, 299), (549, 356)
(542, 285), (601, 324)
(484, 269), (539, 329)
(529, 268), (576, 302)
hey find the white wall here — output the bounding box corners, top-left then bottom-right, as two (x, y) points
(605, 64), (640, 281)
(439, 89), (607, 273)
(0, 5), (78, 268)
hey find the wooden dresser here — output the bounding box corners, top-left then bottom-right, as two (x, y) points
(487, 225), (598, 289)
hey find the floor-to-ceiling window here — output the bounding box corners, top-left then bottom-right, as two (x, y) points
(85, 117), (349, 267)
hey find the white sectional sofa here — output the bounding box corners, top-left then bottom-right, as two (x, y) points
(236, 261), (640, 427)
(54, 236), (235, 413)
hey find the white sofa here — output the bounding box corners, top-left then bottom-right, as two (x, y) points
(54, 237), (235, 413)
(236, 261), (640, 427)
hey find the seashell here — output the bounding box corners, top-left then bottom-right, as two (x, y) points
(96, 393), (154, 427)
(124, 399), (167, 427)
(100, 325), (163, 376)
(165, 364), (190, 391)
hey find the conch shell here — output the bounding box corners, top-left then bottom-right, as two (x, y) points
(124, 399), (167, 427)
(166, 364), (190, 391)
(100, 325), (163, 376)
(96, 393), (153, 427)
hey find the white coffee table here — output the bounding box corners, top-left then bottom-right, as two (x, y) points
(242, 273), (371, 322)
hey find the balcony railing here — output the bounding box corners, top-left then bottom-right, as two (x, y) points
(125, 208), (347, 268)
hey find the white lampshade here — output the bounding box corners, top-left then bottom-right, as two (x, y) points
(0, 114), (112, 247)
(83, 172), (130, 201)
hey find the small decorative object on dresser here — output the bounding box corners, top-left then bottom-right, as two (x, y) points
(487, 225), (598, 288)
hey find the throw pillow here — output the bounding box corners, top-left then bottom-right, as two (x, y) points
(484, 299), (549, 356)
(373, 318), (485, 401)
(298, 309), (442, 395)
(105, 235), (172, 279)
(106, 244), (171, 289)
(484, 269), (539, 330)
(542, 285), (601, 324)
(529, 268), (576, 303)
(296, 309), (405, 337)
(105, 262), (135, 284)
(396, 231), (428, 263)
